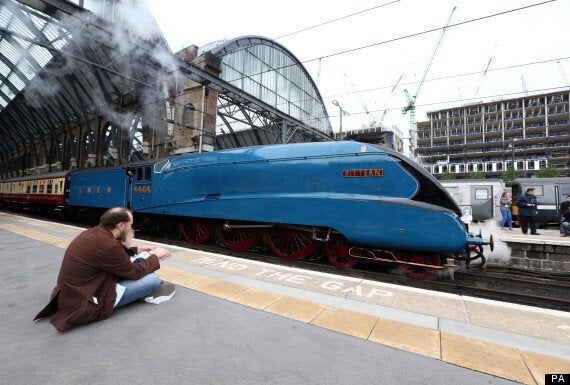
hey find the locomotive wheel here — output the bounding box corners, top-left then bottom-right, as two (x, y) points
(179, 218), (215, 245)
(265, 227), (319, 261)
(397, 253), (441, 280)
(216, 224), (261, 252)
(326, 234), (358, 269)
(466, 245), (486, 269)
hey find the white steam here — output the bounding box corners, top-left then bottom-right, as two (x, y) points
(469, 220), (512, 264)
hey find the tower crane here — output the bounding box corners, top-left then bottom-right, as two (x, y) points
(402, 6), (456, 155)
(344, 73), (373, 127)
(378, 70), (406, 126)
(556, 60), (569, 87)
(474, 44), (498, 96)
(520, 75), (528, 96)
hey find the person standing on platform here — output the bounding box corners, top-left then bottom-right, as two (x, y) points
(34, 207), (174, 331)
(559, 195), (570, 237)
(515, 187), (540, 235)
(499, 192), (513, 231)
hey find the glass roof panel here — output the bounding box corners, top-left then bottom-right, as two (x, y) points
(7, 72), (24, 90)
(17, 59), (35, 80)
(0, 84), (15, 100)
(0, 7), (12, 27)
(1, 40), (20, 62)
(0, 61), (9, 77)
(0, 1), (66, 111)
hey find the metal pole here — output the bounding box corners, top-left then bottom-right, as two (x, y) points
(511, 142), (515, 181)
(339, 106), (343, 140)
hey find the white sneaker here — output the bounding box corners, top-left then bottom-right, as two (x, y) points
(144, 281), (175, 304)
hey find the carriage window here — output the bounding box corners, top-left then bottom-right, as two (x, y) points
(26, 185), (31, 193)
(32, 185), (37, 193)
(137, 168), (143, 181)
(39, 184), (44, 193)
(533, 186), (543, 196)
(145, 167), (151, 180)
(475, 189), (489, 200)
(47, 184), (52, 194)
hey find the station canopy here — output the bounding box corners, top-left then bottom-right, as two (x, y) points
(0, 0), (177, 158)
(0, 0), (332, 164)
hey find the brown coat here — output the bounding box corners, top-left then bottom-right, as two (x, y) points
(34, 225), (160, 331)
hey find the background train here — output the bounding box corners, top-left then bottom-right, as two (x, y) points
(0, 141), (492, 279)
(441, 179), (505, 224)
(511, 177), (570, 226)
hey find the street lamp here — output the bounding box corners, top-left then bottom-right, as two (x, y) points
(331, 99), (348, 140)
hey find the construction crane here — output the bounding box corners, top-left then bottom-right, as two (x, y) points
(474, 44), (498, 96)
(402, 6), (456, 155)
(378, 70), (406, 126)
(556, 60), (569, 87)
(520, 75), (528, 96)
(344, 73), (373, 127)
(344, 71), (406, 129)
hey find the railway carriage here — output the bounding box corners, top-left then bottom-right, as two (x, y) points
(512, 177), (570, 225)
(0, 172), (68, 212)
(441, 179), (505, 223)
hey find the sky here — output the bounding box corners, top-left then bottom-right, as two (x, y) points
(146, 0), (570, 139)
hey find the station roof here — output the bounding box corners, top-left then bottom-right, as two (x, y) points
(0, 0), (167, 156)
(0, 1), (332, 163)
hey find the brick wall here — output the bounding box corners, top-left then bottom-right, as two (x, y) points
(490, 242), (570, 273)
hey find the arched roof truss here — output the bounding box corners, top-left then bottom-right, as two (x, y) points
(210, 36), (333, 149)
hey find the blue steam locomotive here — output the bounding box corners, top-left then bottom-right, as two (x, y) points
(0, 141), (492, 279)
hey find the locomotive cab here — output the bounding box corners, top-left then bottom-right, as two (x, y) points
(129, 165), (154, 211)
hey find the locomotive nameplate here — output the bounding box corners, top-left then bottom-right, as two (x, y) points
(342, 169), (383, 177)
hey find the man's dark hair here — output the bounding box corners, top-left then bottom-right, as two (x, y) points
(526, 187), (535, 193)
(100, 207), (132, 230)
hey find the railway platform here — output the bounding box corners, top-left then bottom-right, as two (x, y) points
(1, 211), (568, 385)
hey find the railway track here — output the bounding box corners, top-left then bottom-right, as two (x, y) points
(139, 233), (570, 312)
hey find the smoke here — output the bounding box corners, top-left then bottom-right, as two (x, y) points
(12, 0), (181, 138)
(469, 220), (512, 264)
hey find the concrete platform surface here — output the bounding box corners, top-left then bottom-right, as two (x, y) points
(1, 211), (568, 385)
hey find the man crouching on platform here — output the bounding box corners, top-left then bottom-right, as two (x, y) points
(34, 207), (174, 331)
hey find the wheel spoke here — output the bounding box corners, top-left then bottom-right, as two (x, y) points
(265, 227), (319, 260)
(217, 224), (260, 252)
(398, 252), (440, 280)
(179, 218), (214, 245)
(326, 234), (358, 269)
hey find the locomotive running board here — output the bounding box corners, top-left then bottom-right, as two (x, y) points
(348, 248), (448, 269)
(348, 248), (459, 279)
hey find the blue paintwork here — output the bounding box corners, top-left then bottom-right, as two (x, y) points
(61, 141), (475, 254)
(68, 168), (128, 208)
(134, 141), (470, 254)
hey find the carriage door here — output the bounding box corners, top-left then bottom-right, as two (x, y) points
(470, 185), (493, 221)
(558, 184), (570, 214)
(131, 166), (152, 211)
